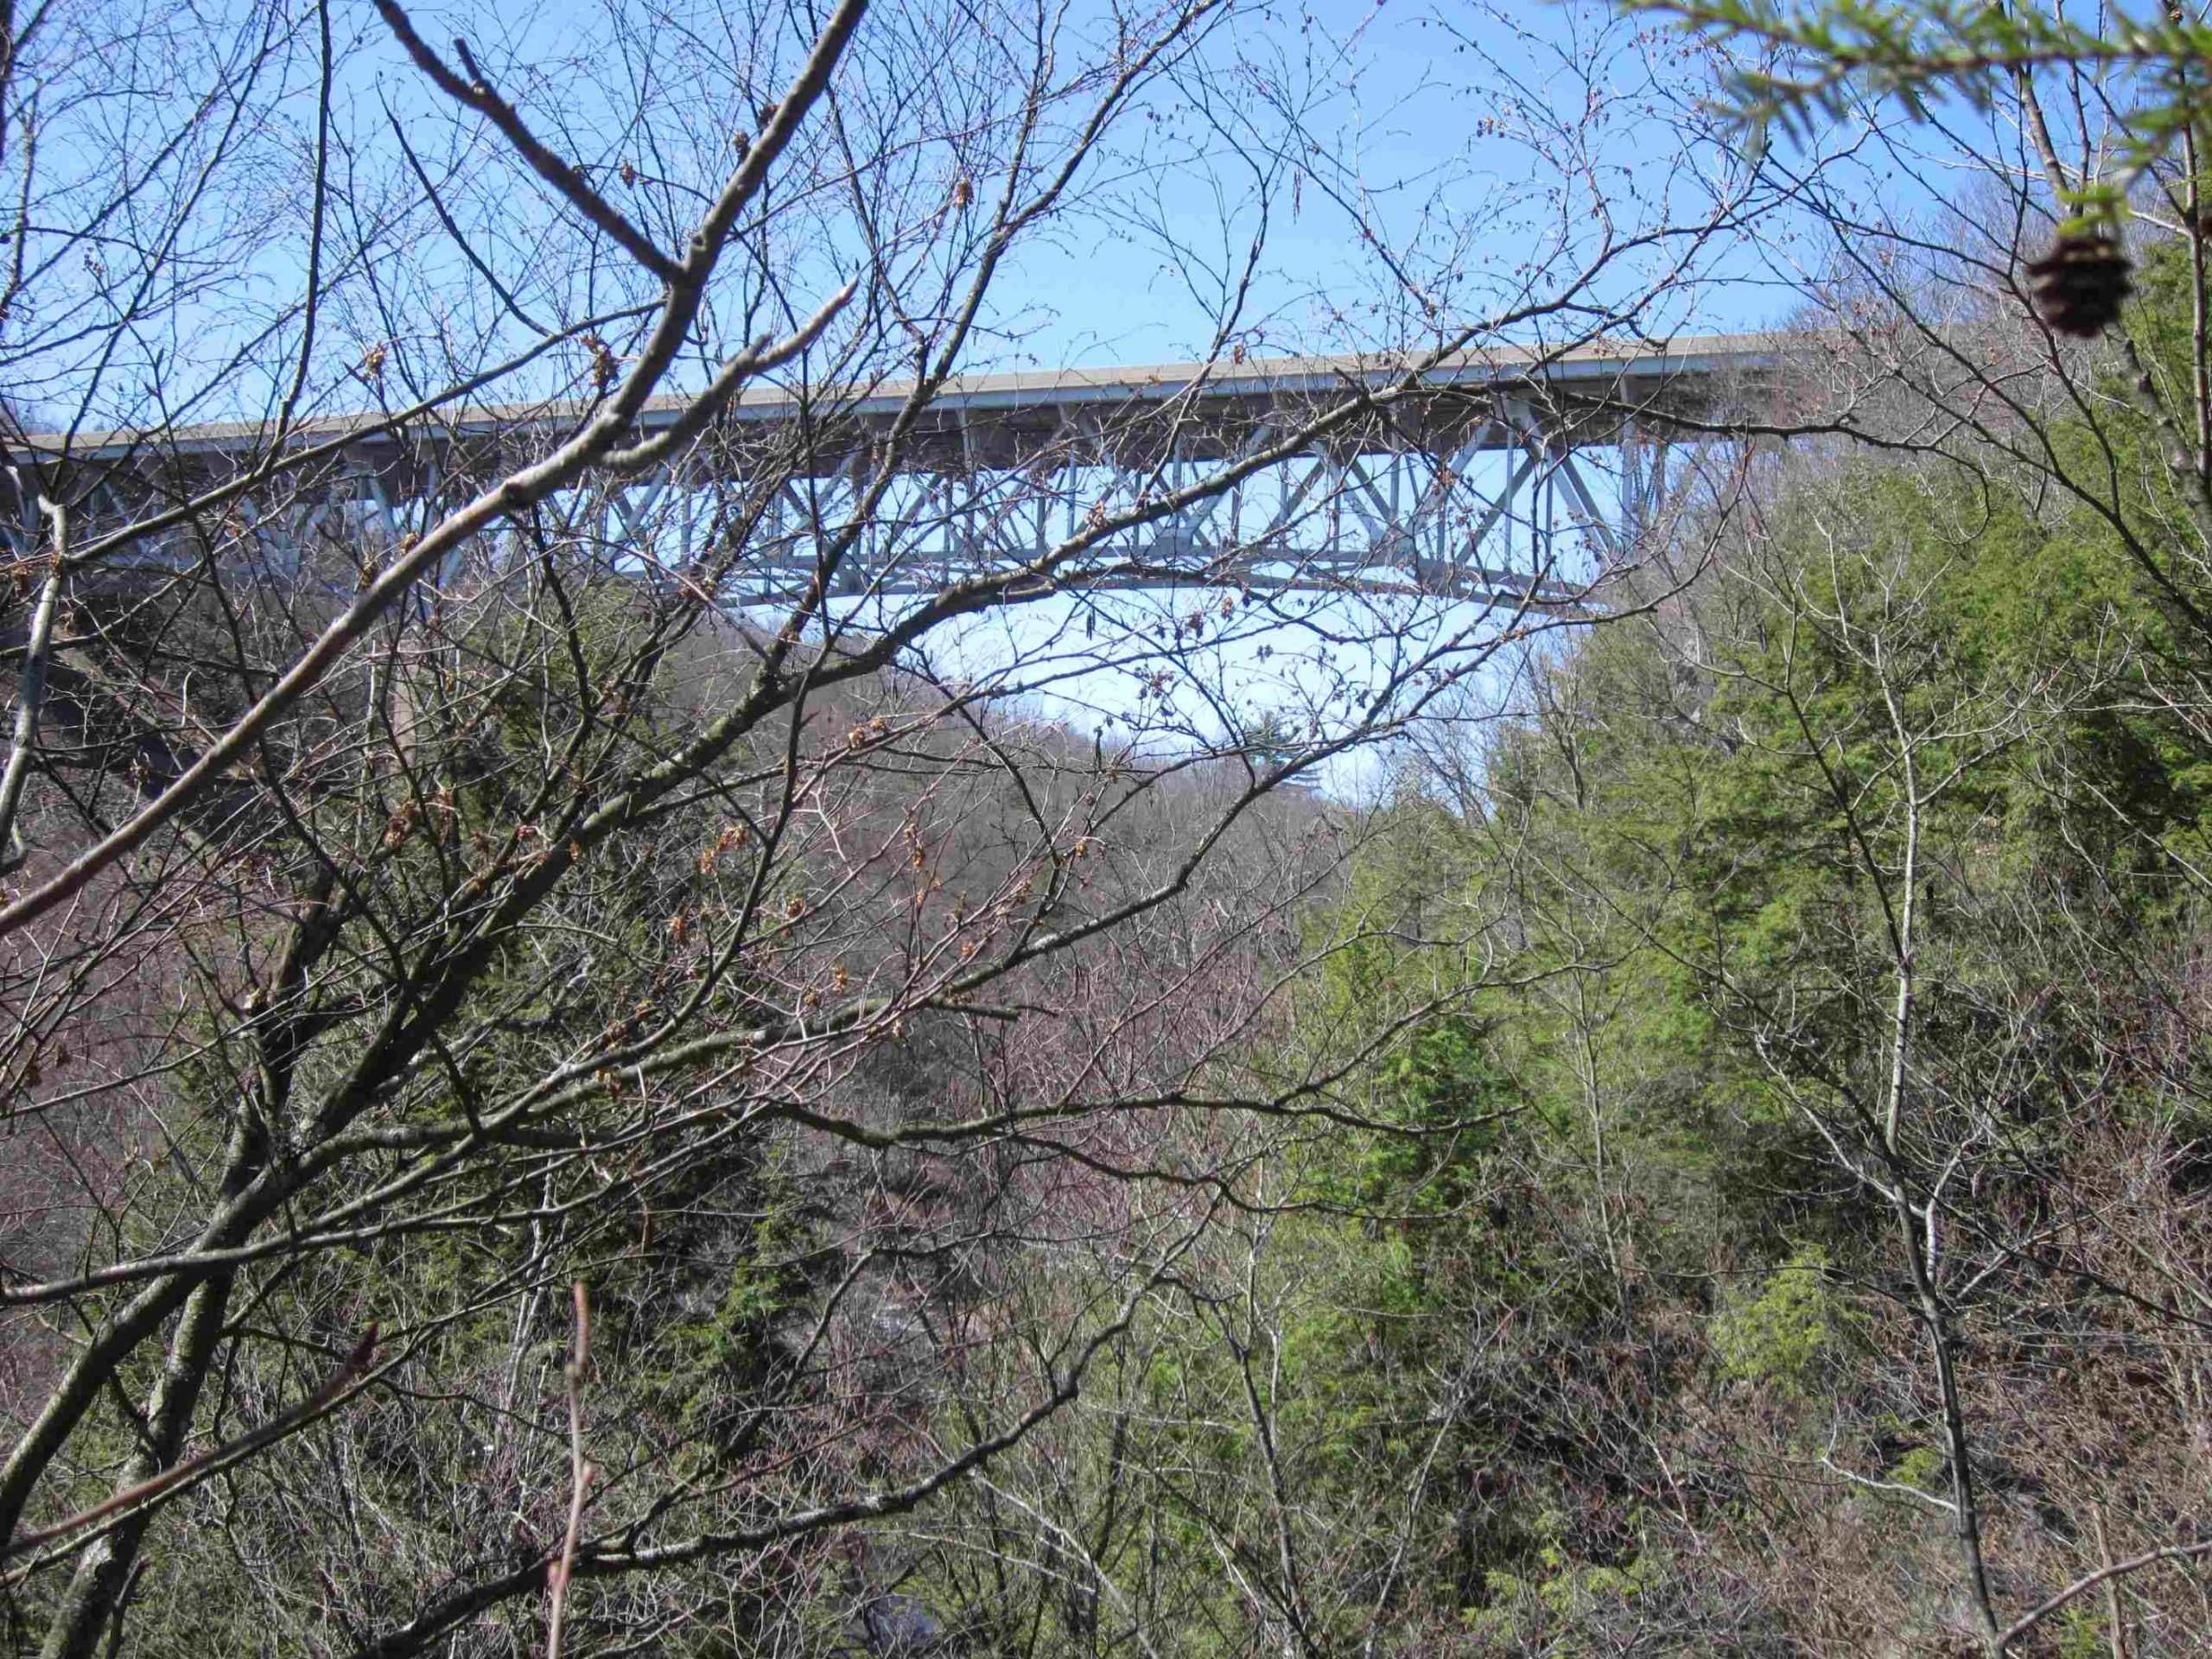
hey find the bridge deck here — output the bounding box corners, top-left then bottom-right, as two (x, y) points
(10, 333), (1784, 604)
(23, 333), (1782, 467)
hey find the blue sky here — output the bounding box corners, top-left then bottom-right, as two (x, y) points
(923, 0), (1790, 368)
(3, 0), (1813, 434)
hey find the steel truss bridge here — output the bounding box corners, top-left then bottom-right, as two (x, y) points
(10, 334), (1780, 607)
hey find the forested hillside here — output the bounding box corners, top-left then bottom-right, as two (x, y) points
(824, 264), (2212, 1654)
(1192, 334), (2212, 1649)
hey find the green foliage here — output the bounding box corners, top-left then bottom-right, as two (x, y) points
(1325, 1014), (1516, 1219)
(1238, 709), (1303, 770)
(1886, 1443), (1947, 1494)
(1236, 250), (2212, 1645)
(1462, 1507), (1658, 1655)
(1710, 1243), (1847, 1395)
(2058, 1604), (2116, 1659)
(1630, 0), (2212, 236)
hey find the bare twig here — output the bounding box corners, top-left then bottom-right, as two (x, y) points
(2093, 1503), (2128, 1659)
(545, 1283), (594, 1659)
(0, 493), (60, 873)
(0, 1325), (378, 1563)
(1998, 1538), (2212, 1653)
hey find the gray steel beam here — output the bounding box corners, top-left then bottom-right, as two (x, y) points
(10, 335), (1777, 605)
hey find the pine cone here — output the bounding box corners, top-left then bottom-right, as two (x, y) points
(2025, 233), (2133, 338)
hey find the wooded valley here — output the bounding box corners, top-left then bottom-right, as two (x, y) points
(2, 0), (2209, 1654)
